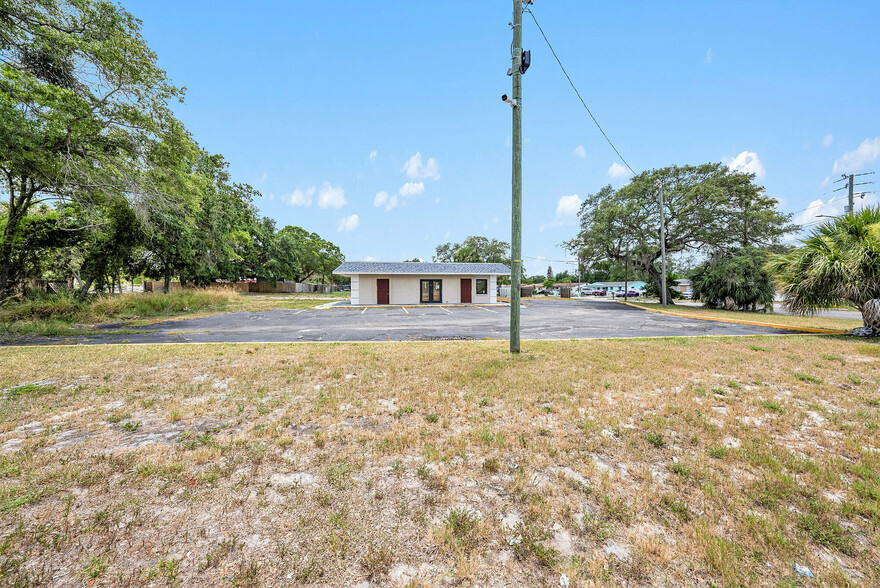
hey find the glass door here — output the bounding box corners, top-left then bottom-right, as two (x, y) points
(420, 279), (442, 303)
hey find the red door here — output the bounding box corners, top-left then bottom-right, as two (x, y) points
(460, 279), (472, 304)
(377, 279), (389, 305)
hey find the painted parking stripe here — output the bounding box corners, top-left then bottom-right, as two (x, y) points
(361, 307), (368, 314)
(293, 309), (307, 315)
(401, 306), (409, 314)
(440, 307), (452, 314)
(479, 307), (498, 313)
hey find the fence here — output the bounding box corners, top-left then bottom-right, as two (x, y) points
(142, 281), (328, 294)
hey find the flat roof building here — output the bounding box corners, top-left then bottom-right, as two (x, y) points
(334, 262), (510, 306)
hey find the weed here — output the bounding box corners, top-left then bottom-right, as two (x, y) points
(763, 401), (785, 414)
(670, 462), (690, 478)
(602, 495), (632, 523)
(121, 420), (142, 432)
(582, 511), (613, 541)
(793, 373), (823, 384)
(326, 462), (353, 490)
(749, 345), (767, 352)
(4, 383), (55, 397)
(82, 555), (110, 578)
(659, 494), (691, 521)
(799, 513), (856, 555)
(416, 464), (430, 480)
(645, 432), (666, 448)
(360, 543), (392, 579)
(106, 413), (130, 423)
(443, 507), (481, 550)
(482, 458), (501, 473)
(848, 374), (862, 385)
(708, 446), (727, 459)
(425, 413), (439, 423)
(479, 397), (491, 407)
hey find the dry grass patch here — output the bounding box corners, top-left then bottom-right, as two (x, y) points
(0, 335), (878, 585)
(629, 301), (862, 332)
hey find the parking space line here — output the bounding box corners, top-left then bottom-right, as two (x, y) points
(479, 307), (498, 313)
(293, 310), (307, 315)
(401, 306), (409, 314)
(361, 307), (368, 314)
(440, 307), (452, 314)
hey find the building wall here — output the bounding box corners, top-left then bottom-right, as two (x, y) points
(350, 275), (360, 305)
(352, 275), (498, 305)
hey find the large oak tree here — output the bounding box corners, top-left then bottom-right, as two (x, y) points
(564, 163), (795, 304)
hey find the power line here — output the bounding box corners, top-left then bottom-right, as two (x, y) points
(524, 8), (636, 175)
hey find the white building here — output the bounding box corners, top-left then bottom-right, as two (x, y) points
(334, 262), (509, 306)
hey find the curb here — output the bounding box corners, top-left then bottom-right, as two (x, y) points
(620, 302), (845, 334)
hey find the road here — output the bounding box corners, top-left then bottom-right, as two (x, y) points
(7, 299), (811, 346)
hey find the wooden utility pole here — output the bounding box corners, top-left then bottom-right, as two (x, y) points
(657, 180), (668, 307)
(509, 0), (523, 353)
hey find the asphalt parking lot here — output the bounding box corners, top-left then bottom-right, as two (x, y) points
(15, 298), (809, 345)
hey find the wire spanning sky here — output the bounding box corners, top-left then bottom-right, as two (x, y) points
(125, 0), (880, 266)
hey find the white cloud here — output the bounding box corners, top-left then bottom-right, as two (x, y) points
(364, 256), (378, 262)
(399, 181), (425, 197)
(833, 137), (880, 174)
(540, 194), (582, 232)
(369, 149), (378, 161)
(726, 151), (766, 181)
(607, 162), (631, 181)
(444, 231), (450, 239)
(574, 145), (586, 158)
(317, 182), (347, 209)
(402, 152), (440, 181)
(266, 193), (275, 201)
(373, 190), (399, 211)
(283, 187), (315, 207)
(434, 197), (440, 204)
(258, 171), (268, 184)
(822, 134), (833, 148)
(819, 176), (831, 188)
(555, 194), (582, 221)
(337, 214), (360, 232)
(704, 48), (712, 65)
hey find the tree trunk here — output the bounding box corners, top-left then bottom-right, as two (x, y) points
(163, 267), (172, 294)
(861, 299), (880, 332)
(638, 256), (676, 305)
(75, 276), (94, 301)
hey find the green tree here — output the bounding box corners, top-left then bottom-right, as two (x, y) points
(690, 247), (775, 311)
(565, 163), (795, 304)
(767, 207), (880, 331)
(433, 236), (510, 265)
(0, 0), (184, 299)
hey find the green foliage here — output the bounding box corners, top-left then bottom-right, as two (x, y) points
(767, 207), (880, 323)
(565, 163), (794, 301)
(434, 236), (510, 267)
(691, 247), (776, 311)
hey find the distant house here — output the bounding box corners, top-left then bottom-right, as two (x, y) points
(334, 262), (509, 305)
(674, 279), (693, 296)
(595, 281), (647, 294)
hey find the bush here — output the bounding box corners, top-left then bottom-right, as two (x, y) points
(0, 289), (239, 328)
(690, 247), (775, 311)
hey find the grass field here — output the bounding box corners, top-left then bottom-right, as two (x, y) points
(0, 291), (347, 339)
(627, 301), (863, 333)
(1, 335), (878, 586)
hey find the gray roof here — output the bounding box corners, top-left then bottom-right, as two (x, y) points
(335, 261), (510, 275)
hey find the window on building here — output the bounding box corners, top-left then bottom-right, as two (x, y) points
(476, 279), (488, 295)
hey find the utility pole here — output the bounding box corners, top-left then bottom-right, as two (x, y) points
(623, 242), (628, 302)
(847, 174), (854, 214)
(508, 0), (524, 353)
(656, 180), (668, 307)
(834, 172), (875, 216)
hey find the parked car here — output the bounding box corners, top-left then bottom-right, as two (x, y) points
(341, 285), (351, 291)
(592, 290), (607, 296)
(614, 290), (641, 298)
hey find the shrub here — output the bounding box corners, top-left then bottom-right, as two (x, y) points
(690, 247), (775, 311)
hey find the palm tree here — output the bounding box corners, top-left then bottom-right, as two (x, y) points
(766, 207), (880, 331)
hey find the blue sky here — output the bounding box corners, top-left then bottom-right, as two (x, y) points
(126, 0), (879, 273)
